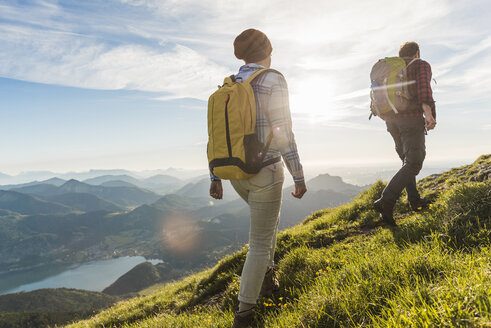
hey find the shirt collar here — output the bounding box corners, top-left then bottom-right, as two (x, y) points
(239, 63), (265, 71)
(235, 63), (265, 82)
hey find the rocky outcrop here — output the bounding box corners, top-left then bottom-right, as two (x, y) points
(419, 154), (490, 191)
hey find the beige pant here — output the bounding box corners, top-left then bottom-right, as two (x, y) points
(231, 163), (284, 304)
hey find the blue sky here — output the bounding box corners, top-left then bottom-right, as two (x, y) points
(0, 0), (490, 176)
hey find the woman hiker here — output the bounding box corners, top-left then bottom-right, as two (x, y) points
(209, 28), (307, 327)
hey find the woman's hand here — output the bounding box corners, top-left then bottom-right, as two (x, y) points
(209, 180), (223, 199)
(291, 181), (307, 199)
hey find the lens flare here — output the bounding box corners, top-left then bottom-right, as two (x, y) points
(161, 215), (202, 255)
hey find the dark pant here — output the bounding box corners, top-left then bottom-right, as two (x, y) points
(382, 116), (426, 205)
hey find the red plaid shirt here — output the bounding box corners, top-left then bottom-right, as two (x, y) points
(396, 58), (436, 118)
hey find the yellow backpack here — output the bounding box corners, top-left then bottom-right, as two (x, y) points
(207, 69), (280, 180)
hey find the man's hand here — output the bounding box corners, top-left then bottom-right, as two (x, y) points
(210, 180), (223, 200)
(291, 181), (307, 199)
(425, 114), (436, 130)
(422, 103), (436, 130)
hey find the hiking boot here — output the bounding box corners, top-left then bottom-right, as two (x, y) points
(233, 309), (257, 328)
(260, 266), (279, 298)
(409, 198), (429, 212)
(373, 199), (396, 226)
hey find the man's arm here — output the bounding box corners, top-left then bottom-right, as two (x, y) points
(417, 61), (437, 130)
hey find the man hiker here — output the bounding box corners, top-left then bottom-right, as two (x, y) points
(374, 41), (437, 225)
(208, 28), (307, 327)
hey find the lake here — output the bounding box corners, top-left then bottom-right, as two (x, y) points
(0, 256), (161, 295)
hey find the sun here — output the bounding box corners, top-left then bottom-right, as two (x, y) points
(290, 75), (338, 123)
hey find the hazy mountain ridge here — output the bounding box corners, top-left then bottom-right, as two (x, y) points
(306, 173), (362, 193)
(176, 177), (240, 202)
(83, 175), (144, 186)
(0, 190), (72, 215)
(0, 168), (208, 187)
(0, 169), (136, 186)
(151, 193), (211, 211)
(10, 179), (161, 208)
(10, 184), (60, 196)
(83, 174), (185, 194)
(0, 177), (66, 191)
(59, 180), (161, 207)
(279, 174), (363, 228)
(100, 180), (140, 188)
(0, 172), (362, 280)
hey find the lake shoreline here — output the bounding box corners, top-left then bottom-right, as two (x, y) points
(0, 256), (162, 295)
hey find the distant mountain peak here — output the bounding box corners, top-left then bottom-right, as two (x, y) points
(60, 179), (91, 193)
(306, 173), (361, 194)
(62, 179), (84, 186)
(42, 177), (66, 185)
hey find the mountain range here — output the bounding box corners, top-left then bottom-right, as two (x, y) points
(0, 168), (208, 186)
(0, 170), (362, 295)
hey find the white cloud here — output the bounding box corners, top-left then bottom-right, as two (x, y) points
(86, 44), (229, 98)
(0, 24), (229, 99)
(434, 35), (491, 78)
(432, 49), (491, 106)
(0, 0), (490, 118)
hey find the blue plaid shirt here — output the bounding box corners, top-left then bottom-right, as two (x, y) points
(212, 63), (304, 183)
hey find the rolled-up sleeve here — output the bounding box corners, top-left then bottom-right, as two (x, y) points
(417, 61), (436, 117)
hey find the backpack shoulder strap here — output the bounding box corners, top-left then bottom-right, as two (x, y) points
(244, 68), (283, 85)
(242, 68), (284, 159)
(406, 58), (420, 68)
(222, 75), (235, 87)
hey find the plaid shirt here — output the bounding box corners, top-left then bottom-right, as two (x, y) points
(396, 58), (436, 118)
(211, 63), (304, 183)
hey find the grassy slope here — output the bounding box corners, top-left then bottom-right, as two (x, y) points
(66, 155), (490, 328)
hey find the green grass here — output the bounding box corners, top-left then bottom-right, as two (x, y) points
(66, 156), (491, 328)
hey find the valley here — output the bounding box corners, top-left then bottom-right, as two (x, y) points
(0, 170), (361, 294)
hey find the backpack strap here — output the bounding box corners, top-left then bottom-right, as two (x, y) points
(222, 75), (234, 87)
(383, 77), (399, 114)
(406, 58), (420, 68)
(243, 68), (284, 167)
(244, 68), (283, 84)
